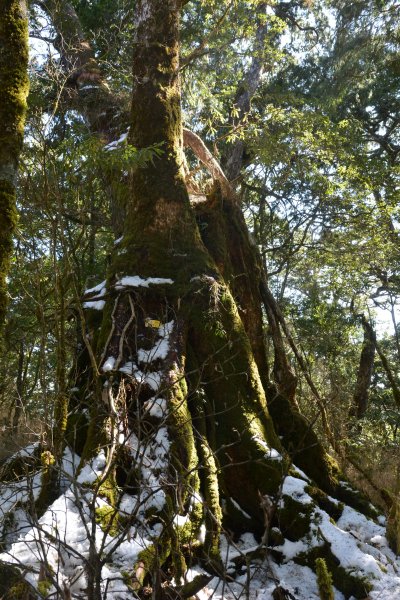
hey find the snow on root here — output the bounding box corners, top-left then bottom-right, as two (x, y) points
(83, 279), (107, 310)
(194, 474), (400, 600)
(115, 275), (173, 289)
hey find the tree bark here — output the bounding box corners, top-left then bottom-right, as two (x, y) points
(222, 3), (270, 182)
(0, 0), (29, 325)
(350, 317), (375, 421)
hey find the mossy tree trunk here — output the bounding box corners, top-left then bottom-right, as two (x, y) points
(0, 0), (29, 326)
(56, 0), (352, 588)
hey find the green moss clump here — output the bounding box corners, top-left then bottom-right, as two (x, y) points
(93, 473), (119, 536)
(5, 581), (32, 600)
(135, 539), (172, 586)
(37, 578), (52, 597)
(173, 498), (204, 548)
(95, 505), (119, 537)
(41, 451), (55, 467)
(315, 558), (334, 600)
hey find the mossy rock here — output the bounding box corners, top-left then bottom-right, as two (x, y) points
(335, 480), (380, 521)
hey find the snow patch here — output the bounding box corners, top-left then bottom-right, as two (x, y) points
(281, 476), (313, 505)
(115, 275), (173, 289)
(83, 281), (106, 310)
(84, 280), (106, 295)
(102, 356), (116, 372)
(104, 131), (129, 152)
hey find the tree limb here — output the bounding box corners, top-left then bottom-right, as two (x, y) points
(183, 127), (233, 199)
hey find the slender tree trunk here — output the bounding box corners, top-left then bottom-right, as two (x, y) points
(11, 339), (24, 432)
(0, 0), (29, 325)
(361, 315), (400, 409)
(350, 318), (375, 422)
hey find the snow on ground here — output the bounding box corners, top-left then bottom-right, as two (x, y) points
(0, 446), (157, 598)
(1, 442), (400, 598)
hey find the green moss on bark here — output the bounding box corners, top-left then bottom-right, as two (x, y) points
(0, 0), (29, 325)
(386, 493), (400, 554)
(187, 279), (285, 523)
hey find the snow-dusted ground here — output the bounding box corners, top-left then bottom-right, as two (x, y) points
(1, 448), (399, 599)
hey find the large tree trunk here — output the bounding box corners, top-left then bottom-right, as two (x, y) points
(0, 0), (29, 326)
(61, 0), (375, 587)
(75, 0), (286, 572)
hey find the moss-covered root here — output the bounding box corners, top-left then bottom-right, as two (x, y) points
(164, 356), (204, 581)
(386, 493), (400, 554)
(0, 0), (29, 325)
(267, 389), (340, 495)
(191, 401), (223, 569)
(188, 279), (285, 523)
(315, 558), (334, 600)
